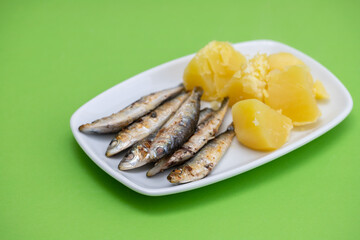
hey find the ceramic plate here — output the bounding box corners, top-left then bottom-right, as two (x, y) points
(70, 40), (353, 196)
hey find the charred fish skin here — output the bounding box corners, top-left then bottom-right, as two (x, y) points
(105, 92), (189, 157)
(149, 87), (203, 161)
(147, 98), (228, 177)
(167, 124), (235, 184)
(119, 108), (213, 171)
(79, 84), (184, 134)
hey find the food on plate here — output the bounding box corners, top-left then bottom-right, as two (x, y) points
(268, 52), (305, 71)
(77, 40), (332, 185)
(106, 92), (189, 157)
(147, 98), (229, 177)
(149, 87), (203, 161)
(195, 108), (215, 123)
(313, 80), (329, 100)
(183, 41), (246, 101)
(265, 65), (320, 126)
(167, 124), (235, 184)
(232, 99), (293, 151)
(118, 133), (155, 170)
(119, 107), (214, 170)
(78, 84), (184, 134)
(219, 54), (269, 105)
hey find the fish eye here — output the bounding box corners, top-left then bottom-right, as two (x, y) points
(125, 153), (134, 160)
(155, 147), (165, 156)
(109, 139), (118, 147)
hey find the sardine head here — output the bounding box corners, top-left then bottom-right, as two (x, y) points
(106, 139), (121, 157)
(118, 145), (149, 170)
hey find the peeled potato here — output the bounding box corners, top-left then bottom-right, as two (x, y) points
(268, 52), (304, 71)
(183, 41), (246, 100)
(313, 80), (329, 100)
(183, 55), (217, 100)
(232, 99), (293, 151)
(265, 65), (320, 126)
(219, 54), (269, 106)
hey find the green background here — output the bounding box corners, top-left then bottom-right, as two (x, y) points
(1, 0), (359, 239)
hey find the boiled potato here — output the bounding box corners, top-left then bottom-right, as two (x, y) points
(232, 99), (293, 150)
(268, 52), (304, 71)
(220, 54), (269, 105)
(313, 80), (329, 100)
(265, 65), (320, 126)
(183, 41), (246, 100)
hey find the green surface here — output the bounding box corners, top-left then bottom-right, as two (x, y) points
(1, 0), (359, 239)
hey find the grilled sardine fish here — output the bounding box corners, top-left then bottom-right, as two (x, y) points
(105, 92), (189, 157)
(147, 98), (228, 177)
(168, 124), (235, 184)
(79, 84), (184, 134)
(118, 107), (213, 171)
(149, 87), (203, 161)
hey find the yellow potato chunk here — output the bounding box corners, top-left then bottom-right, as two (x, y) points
(313, 80), (329, 100)
(220, 54), (269, 105)
(265, 65), (321, 126)
(183, 55), (217, 100)
(268, 52), (304, 71)
(232, 99), (293, 151)
(183, 41), (246, 100)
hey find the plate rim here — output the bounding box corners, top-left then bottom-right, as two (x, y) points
(70, 39), (353, 196)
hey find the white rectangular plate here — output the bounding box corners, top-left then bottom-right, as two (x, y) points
(70, 40), (353, 196)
